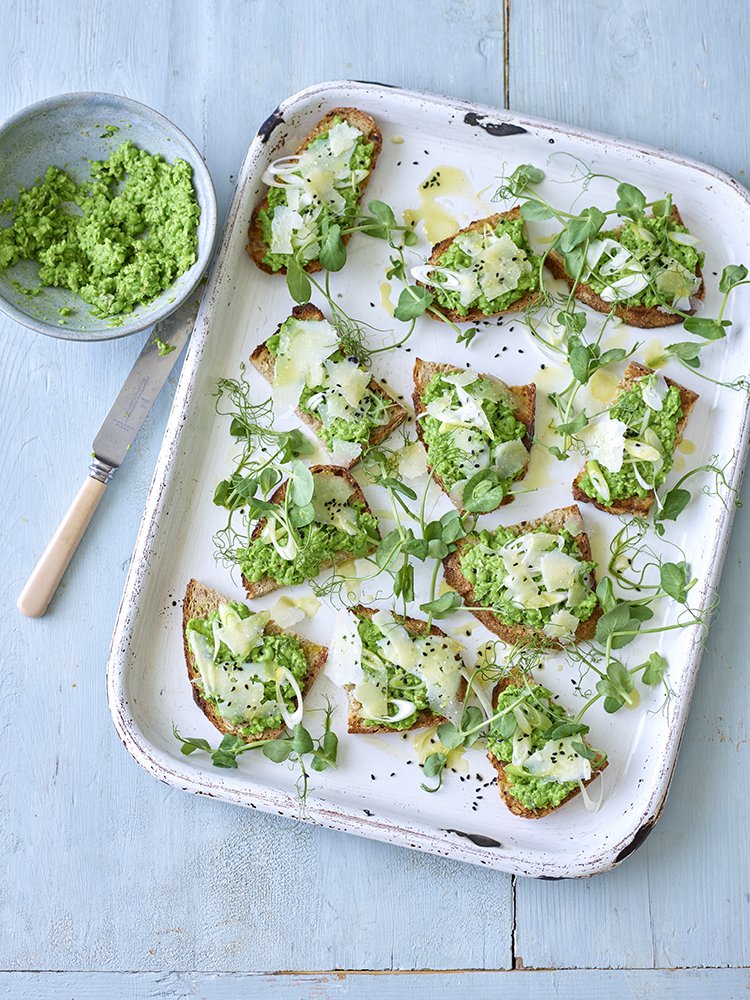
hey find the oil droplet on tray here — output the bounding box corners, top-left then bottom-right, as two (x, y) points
(677, 438), (695, 454)
(390, 134), (405, 145)
(643, 339), (669, 369)
(403, 165), (486, 244)
(589, 368), (619, 403)
(523, 442), (556, 491)
(379, 281), (394, 316)
(413, 726), (469, 772)
(533, 365), (563, 393)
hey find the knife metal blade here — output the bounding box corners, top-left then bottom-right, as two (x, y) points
(91, 293), (202, 480)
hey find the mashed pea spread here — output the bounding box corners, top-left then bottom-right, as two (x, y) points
(186, 601), (307, 736)
(487, 682), (605, 811)
(0, 140), (200, 319)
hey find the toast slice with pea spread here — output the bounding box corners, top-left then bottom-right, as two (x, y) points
(546, 205), (705, 328)
(242, 465), (379, 600)
(247, 107), (383, 275)
(416, 207), (541, 323)
(412, 357), (536, 513)
(346, 605), (468, 735)
(487, 669), (607, 819)
(250, 304), (408, 468)
(572, 361), (699, 516)
(182, 579), (328, 743)
(442, 504), (601, 648)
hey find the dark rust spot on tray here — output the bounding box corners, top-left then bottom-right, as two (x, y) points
(445, 828), (502, 848)
(463, 111), (527, 137)
(614, 819), (656, 864)
(258, 106), (284, 143)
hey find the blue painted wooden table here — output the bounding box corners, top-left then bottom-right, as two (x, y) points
(2, 1), (749, 996)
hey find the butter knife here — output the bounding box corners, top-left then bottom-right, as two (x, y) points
(17, 295), (202, 617)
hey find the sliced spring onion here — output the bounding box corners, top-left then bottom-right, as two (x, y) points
(668, 230), (701, 247)
(586, 460), (611, 504)
(261, 155), (303, 187)
(513, 704), (532, 735)
(409, 264), (463, 290)
(276, 664), (304, 729)
(578, 773), (604, 813)
(624, 439), (662, 463)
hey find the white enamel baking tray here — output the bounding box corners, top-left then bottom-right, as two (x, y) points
(106, 81), (750, 878)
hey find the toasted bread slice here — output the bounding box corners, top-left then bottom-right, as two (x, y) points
(572, 361), (699, 516)
(182, 578), (328, 743)
(442, 504), (601, 647)
(242, 465), (378, 599)
(417, 207), (541, 323)
(546, 206), (705, 328)
(345, 604), (468, 735)
(412, 357), (536, 512)
(247, 107), (383, 275)
(487, 669), (607, 819)
(250, 304), (408, 468)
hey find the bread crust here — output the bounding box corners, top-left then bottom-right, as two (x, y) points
(345, 604), (468, 735)
(487, 669), (607, 819)
(241, 465), (378, 599)
(417, 206), (541, 323)
(182, 578), (328, 743)
(250, 304), (408, 468)
(442, 504), (602, 648)
(247, 107), (383, 275)
(546, 205), (705, 328)
(572, 361), (700, 515)
(411, 357), (536, 513)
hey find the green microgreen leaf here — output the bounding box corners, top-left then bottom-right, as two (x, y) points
(394, 562), (415, 601)
(595, 604), (632, 645)
(319, 224), (347, 271)
(376, 529), (403, 570)
(557, 207), (606, 253)
(495, 711), (517, 739)
(498, 163), (545, 198)
(520, 200), (554, 221)
(380, 477), (418, 500)
(568, 336), (594, 384)
(666, 341), (702, 362)
(596, 659), (634, 713)
(421, 749), (450, 792)
(640, 652), (668, 686)
(719, 263), (748, 293)
(419, 591), (462, 619)
(596, 577), (617, 613)
(289, 460), (314, 506)
(262, 739), (293, 763)
(285, 257), (311, 303)
(615, 182), (646, 219)
(660, 561), (691, 603)
(556, 310), (587, 335)
(571, 741), (597, 761)
(544, 720), (589, 741)
(683, 317), (730, 341)
(394, 285), (433, 321)
(291, 724), (314, 756)
(462, 468), (508, 513)
(368, 199), (398, 230)
(173, 727), (213, 756)
(556, 410), (589, 436)
(436, 722), (463, 750)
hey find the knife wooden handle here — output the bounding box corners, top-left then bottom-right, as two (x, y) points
(17, 476), (107, 618)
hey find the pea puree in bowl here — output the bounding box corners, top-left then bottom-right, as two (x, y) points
(0, 92), (216, 341)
